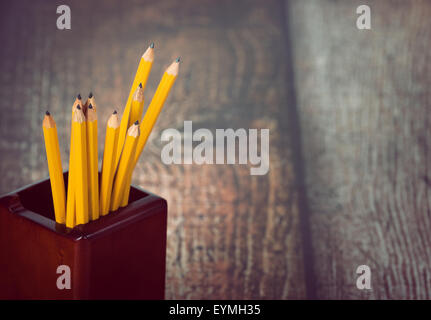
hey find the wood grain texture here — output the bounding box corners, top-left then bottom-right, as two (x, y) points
(288, 0), (431, 299)
(0, 0), (306, 299)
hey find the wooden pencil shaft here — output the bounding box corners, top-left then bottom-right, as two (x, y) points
(72, 109), (89, 225)
(120, 169), (133, 207)
(111, 125), (139, 211)
(99, 113), (120, 216)
(66, 124), (76, 228)
(43, 115), (66, 224)
(87, 110), (99, 221)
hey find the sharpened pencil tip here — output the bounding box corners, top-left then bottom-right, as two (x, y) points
(88, 104), (93, 109)
(88, 92), (93, 98)
(134, 120), (139, 125)
(139, 83), (142, 88)
(76, 105), (81, 110)
(77, 94), (82, 100)
(113, 110), (117, 114)
(150, 42), (154, 48)
(176, 57), (180, 63)
(45, 110), (50, 116)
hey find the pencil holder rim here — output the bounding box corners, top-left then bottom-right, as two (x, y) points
(0, 173), (167, 241)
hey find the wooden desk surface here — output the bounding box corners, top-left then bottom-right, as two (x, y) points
(289, 0), (431, 299)
(0, 0), (430, 299)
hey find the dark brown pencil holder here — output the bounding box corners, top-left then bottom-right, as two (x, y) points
(0, 172), (167, 299)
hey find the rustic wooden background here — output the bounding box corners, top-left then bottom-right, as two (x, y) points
(0, 0), (430, 299)
(288, 0), (431, 299)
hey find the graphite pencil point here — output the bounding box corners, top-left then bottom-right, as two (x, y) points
(89, 92), (93, 98)
(176, 57), (180, 63)
(77, 94), (82, 100)
(45, 110), (50, 115)
(150, 42), (154, 48)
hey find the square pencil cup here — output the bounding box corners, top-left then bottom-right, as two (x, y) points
(0, 172), (167, 299)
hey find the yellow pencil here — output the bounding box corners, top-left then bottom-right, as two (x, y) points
(72, 94), (83, 116)
(87, 104), (99, 220)
(111, 121), (140, 212)
(72, 106), (89, 225)
(83, 92), (97, 117)
(129, 83), (145, 127)
(115, 43), (154, 168)
(42, 111), (66, 224)
(66, 95), (82, 228)
(65, 125), (76, 229)
(99, 110), (120, 216)
(118, 58), (179, 206)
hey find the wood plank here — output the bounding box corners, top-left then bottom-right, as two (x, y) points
(0, 0), (306, 299)
(288, 0), (431, 299)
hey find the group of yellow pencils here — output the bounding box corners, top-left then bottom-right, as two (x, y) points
(42, 43), (179, 228)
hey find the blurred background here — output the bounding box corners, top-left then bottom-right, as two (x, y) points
(1, 0), (431, 299)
